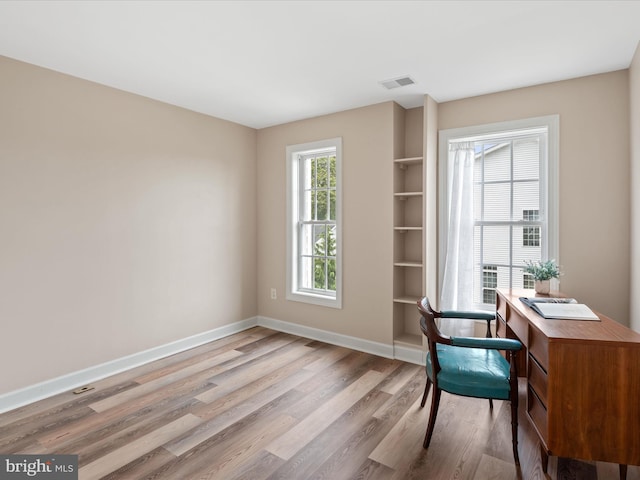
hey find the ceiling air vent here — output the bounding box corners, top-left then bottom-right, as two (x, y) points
(380, 76), (415, 90)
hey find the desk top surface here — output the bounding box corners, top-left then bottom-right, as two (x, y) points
(497, 288), (640, 345)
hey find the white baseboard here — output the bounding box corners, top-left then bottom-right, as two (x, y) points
(0, 317), (258, 414)
(393, 343), (424, 366)
(1, 315), (423, 414)
(257, 315), (395, 360)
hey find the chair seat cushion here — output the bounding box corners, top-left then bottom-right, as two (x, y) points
(426, 345), (511, 400)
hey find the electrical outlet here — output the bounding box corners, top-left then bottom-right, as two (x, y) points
(270, 288), (277, 300)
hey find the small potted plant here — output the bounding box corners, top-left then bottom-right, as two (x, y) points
(523, 259), (561, 294)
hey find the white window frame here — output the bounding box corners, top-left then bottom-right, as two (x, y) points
(286, 137), (342, 308)
(438, 115), (559, 310)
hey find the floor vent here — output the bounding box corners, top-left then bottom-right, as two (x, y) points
(73, 386), (94, 395)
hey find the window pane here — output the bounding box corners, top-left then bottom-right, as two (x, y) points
(314, 258), (326, 289)
(327, 258), (336, 290)
(329, 155), (337, 187)
(327, 225), (337, 256)
(311, 157), (317, 188)
(311, 190), (317, 221)
(513, 137), (540, 180)
(480, 225), (510, 265)
(300, 256), (312, 289)
(316, 190), (327, 220)
(302, 157), (313, 190)
(314, 224), (326, 256)
(481, 183), (511, 221)
(482, 142), (511, 182)
(496, 266), (511, 289)
(300, 224), (313, 255)
(316, 156), (328, 188)
(329, 190), (336, 220)
(513, 181), (539, 219)
(301, 157), (313, 221)
(513, 226), (541, 265)
(301, 190), (312, 221)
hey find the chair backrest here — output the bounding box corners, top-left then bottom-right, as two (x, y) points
(417, 297), (453, 379)
(417, 297), (451, 344)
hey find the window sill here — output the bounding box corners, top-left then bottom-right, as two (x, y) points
(287, 291), (342, 309)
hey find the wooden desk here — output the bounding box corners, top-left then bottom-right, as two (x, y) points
(496, 288), (640, 477)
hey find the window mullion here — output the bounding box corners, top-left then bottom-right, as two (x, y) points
(509, 140), (514, 289)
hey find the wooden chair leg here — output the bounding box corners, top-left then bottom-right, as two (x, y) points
(620, 464), (627, 480)
(420, 377), (432, 408)
(423, 388), (441, 449)
(488, 398), (493, 410)
(511, 393), (519, 465)
(509, 350), (519, 464)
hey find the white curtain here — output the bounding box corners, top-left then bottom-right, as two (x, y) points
(440, 141), (475, 337)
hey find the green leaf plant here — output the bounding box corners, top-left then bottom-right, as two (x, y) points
(523, 259), (561, 281)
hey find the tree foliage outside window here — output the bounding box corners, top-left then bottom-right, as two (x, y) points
(302, 153), (337, 292)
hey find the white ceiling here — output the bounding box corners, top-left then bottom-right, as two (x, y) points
(1, 1), (639, 129)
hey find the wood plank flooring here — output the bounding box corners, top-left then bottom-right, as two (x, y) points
(1, 326), (639, 479)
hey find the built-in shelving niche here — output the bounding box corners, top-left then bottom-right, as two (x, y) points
(392, 106), (425, 352)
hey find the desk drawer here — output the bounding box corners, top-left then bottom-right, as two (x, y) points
(527, 385), (548, 441)
(528, 354), (548, 406)
(496, 313), (507, 338)
(528, 325), (549, 370)
(507, 308), (528, 346)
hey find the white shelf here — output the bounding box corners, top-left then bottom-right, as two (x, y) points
(394, 192), (422, 200)
(394, 261), (422, 268)
(393, 295), (421, 305)
(394, 156), (423, 167)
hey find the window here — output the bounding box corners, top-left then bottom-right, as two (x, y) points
(522, 209), (540, 247)
(482, 265), (498, 304)
(523, 273), (535, 289)
(439, 116), (558, 310)
(286, 138), (342, 308)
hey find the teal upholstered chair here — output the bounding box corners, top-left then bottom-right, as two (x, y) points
(417, 297), (523, 464)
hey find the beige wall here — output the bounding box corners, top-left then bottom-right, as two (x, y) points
(256, 102), (394, 344)
(1, 52), (635, 399)
(0, 56), (257, 394)
(631, 42), (640, 332)
(439, 71), (631, 324)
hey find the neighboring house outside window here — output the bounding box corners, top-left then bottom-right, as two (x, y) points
(482, 265), (498, 304)
(286, 138), (342, 308)
(523, 209), (540, 247)
(523, 273), (535, 289)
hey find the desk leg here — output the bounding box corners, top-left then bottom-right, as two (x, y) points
(620, 464), (627, 480)
(540, 445), (549, 474)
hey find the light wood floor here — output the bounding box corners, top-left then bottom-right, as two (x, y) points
(1, 327), (638, 480)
